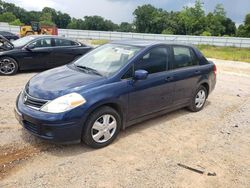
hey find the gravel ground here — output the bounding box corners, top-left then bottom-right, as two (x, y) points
(0, 59), (250, 188)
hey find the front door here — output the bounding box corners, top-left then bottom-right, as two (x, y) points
(128, 46), (175, 121)
(21, 38), (53, 70)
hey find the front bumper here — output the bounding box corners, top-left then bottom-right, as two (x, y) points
(15, 94), (87, 143)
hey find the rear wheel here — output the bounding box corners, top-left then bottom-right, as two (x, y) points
(0, 57), (18, 75)
(82, 106), (121, 148)
(188, 85), (207, 112)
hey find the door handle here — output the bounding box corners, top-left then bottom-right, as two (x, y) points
(194, 70), (201, 74)
(165, 76), (174, 82)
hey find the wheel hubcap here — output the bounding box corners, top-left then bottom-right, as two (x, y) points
(195, 89), (206, 108)
(91, 114), (117, 143)
(0, 59), (15, 75)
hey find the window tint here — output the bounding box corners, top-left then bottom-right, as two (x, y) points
(54, 38), (79, 47)
(30, 38), (51, 48)
(122, 67), (133, 79)
(135, 47), (168, 74)
(173, 47), (198, 69)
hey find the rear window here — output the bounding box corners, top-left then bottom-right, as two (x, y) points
(54, 38), (79, 47)
(173, 46), (198, 69)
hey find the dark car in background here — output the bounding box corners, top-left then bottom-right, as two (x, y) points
(0, 35), (92, 75)
(0, 31), (19, 41)
(15, 40), (217, 148)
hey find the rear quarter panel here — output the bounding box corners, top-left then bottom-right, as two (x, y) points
(194, 61), (216, 96)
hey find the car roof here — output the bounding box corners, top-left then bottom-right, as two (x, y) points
(0, 31), (13, 34)
(111, 40), (194, 48)
(27, 35), (75, 40)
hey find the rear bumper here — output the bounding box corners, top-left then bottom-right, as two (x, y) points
(209, 74), (216, 94)
(15, 93), (87, 143)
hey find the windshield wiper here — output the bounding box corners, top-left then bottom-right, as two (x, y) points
(75, 65), (103, 76)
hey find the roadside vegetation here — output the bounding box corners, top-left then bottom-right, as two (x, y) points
(89, 40), (250, 63)
(0, 0), (249, 38)
(91, 39), (109, 46)
(197, 45), (250, 63)
(1, 0), (249, 62)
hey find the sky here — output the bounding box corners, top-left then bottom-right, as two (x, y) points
(4, 0), (250, 25)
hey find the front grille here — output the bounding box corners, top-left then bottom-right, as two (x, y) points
(23, 91), (49, 110)
(23, 120), (39, 134)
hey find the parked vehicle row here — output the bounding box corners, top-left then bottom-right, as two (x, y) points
(15, 40), (217, 148)
(0, 31), (19, 41)
(0, 35), (92, 75)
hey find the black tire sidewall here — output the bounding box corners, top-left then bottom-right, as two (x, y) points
(25, 31), (34, 36)
(0, 57), (18, 75)
(189, 86), (207, 112)
(82, 106), (121, 148)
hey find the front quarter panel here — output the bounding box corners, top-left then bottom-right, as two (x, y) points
(78, 79), (131, 128)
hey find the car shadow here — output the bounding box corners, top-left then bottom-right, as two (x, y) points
(20, 101), (212, 157)
(118, 100), (211, 141)
(117, 108), (189, 141)
(18, 69), (47, 75)
(20, 130), (94, 156)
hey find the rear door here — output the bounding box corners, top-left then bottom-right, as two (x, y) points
(169, 45), (202, 105)
(48, 38), (88, 68)
(127, 46), (175, 120)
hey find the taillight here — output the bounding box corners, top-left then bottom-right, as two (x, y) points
(213, 64), (217, 79)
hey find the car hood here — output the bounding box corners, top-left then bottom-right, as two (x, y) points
(26, 65), (106, 100)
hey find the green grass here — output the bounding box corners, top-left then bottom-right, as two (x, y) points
(197, 45), (250, 63)
(91, 39), (109, 45)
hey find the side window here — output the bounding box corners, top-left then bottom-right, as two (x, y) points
(173, 47), (198, 69)
(54, 38), (79, 47)
(121, 66), (133, 79)
(30, 38), (52, 48)
(135, 47), (168, 74)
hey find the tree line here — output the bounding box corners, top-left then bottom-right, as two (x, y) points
(0, 0), (249, 37)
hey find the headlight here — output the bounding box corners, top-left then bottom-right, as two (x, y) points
(41, 93), (86, 113)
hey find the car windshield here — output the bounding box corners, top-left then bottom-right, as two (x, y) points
(12, 36), (35, 47)
(74, 44), (141, 76)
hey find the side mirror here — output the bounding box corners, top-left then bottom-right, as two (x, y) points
(134, 69), (148, 80)
(25, 43), (35, 51)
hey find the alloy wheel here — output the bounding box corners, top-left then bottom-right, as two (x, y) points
(0, 58), (16, 75)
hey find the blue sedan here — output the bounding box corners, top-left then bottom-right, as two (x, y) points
(15, 40), (216, 148)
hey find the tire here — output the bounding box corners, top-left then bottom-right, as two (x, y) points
(0, 57), (18, 75)
(82, 106), (121, 148)
(25, 31), (34, 36)
(188, 85), (207, 112)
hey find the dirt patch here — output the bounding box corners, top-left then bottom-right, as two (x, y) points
(0, 143), (56, 180)
(0, 146), (39, 180)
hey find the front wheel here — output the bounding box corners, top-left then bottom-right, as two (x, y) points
(82, 106), (121, 148)
(188, 85), (207, 112)
(0, 57), (18, 75)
